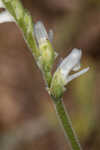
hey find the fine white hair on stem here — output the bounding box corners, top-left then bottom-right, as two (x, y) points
(0, 11), (14, 23)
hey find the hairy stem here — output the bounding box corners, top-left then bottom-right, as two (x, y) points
(1, 0), (82, 149)
(53, 98), (82, 150)
(2, 0), (52, 86)
(2, 0), (39, 59)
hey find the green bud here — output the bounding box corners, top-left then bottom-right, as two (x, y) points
(34, 21), (56, 73)
(24, 12), (33, 34)
(11, 0), (24, 20)
(39, 40), (55, 72)
(50, 69), (65, 100)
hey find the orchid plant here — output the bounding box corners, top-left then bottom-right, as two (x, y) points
(0, 0), (89, 150)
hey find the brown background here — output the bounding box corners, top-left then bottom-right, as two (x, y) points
(0, 0), (100, 150)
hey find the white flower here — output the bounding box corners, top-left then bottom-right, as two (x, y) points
(58, 48), (89, 85)
(0, 0), (5, 8)
(0, 11), (14, 23)
(34, 21), (48, 45)
(34, 21), (54, 45)
(48, 29), (53, 43)
(0, 1), (14, 23)
(34, 21), (58, 59)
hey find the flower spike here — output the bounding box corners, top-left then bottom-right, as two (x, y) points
(0, 1), (89, 149)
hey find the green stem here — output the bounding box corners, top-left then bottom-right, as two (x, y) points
(1, 1), (82, 149)
(53, 98), (82, 150)
(2, 0), (52, 86)
(2, 0), (40, 59)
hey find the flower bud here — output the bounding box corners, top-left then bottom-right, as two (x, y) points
(34, 21), (55, 72)
(0, 11), (14, 23)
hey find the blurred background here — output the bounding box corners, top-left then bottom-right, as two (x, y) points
(0, 0), (99, 150)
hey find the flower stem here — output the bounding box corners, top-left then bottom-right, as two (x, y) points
(1, 1), (83, 149)
(2, 0), (52, 86)
(2, 0), (40, 59)
(53, 97), (82, 150)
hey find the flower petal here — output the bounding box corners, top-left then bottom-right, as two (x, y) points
(72, 62), (81, 71)
(0, 11), (14, 23)
(59, 48), (82, 78)
(66, 67), (89, 84)
(34, 21), (48, 45)
(48, 29), (53, 43)
(0, 1), (5, 8)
